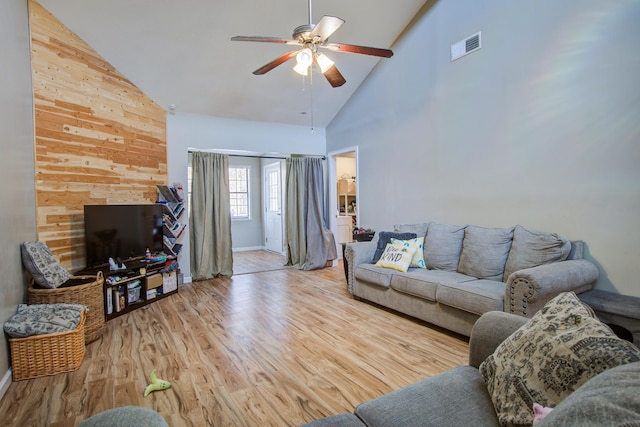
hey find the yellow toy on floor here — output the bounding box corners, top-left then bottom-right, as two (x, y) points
(144, 370), (171, 397)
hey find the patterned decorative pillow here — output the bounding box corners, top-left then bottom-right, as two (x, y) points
(479, 292), (640, 426)
(391, 237), (426, 269)
(21, 241), (73, 289)
(503, 225), (572, 281)
(372, 232), (417, 263)
(374, 243), (417, 272)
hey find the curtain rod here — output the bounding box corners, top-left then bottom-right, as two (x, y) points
(188, 150), (325, 160)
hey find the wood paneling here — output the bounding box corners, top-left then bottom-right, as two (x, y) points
(0, 263), (469, 426)
(29, 0), (167, 270)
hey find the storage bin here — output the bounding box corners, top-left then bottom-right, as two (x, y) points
(127, 286), (141, 303)
(162, 271), (177, 293)
(9, 310), (86, 381)
(27, 271), (104, 343)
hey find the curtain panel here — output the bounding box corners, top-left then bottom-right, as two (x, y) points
(190, 152), (233, 279)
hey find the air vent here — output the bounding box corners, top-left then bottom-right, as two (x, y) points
(451, 32), (481, 61)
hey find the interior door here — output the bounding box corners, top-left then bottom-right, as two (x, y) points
(264, 162), (283, 254)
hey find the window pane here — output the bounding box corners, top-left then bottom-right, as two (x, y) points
(229, 166), (250, 219)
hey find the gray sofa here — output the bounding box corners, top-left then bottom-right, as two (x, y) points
(301, 310), (640, 427)
(345, 222), (600, 336)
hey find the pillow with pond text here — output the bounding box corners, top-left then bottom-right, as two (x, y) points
(391, 237), (426, 269)
(372, 231), (417, 263)
(374, 244), (417, 272)
(479, 292), (640, 427)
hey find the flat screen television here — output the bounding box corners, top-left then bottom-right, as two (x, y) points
(84, 204), (164, 267)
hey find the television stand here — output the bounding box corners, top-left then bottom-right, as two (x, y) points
(76, 257), (179, 321)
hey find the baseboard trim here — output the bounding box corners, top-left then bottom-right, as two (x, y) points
(232, 246), (264, 252)
(0, 368), (12, 401)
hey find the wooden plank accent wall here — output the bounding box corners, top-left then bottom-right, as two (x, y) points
(29, 0), (168, 271)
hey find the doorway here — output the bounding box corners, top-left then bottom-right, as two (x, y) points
(328, 147), (359, 258)
(263, 161), (284, 254)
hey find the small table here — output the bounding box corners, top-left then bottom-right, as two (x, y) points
(579, 289), (640, 345)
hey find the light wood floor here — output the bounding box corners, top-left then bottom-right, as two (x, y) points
(0, 262), (469, 427)
(233, 250), (289, 275)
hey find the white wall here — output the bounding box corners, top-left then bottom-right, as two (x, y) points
(167, 112), (326, 279)
(327, 0), (640, 297)
(1, 0), (38, 396)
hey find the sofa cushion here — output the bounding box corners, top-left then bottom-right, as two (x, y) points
(354, 264), (394, 288)
(393, 222), (430, 239)
(391, 237), (426, 269)
(458, 226), (514, 281)
(536, 361), (640, 427)
(423, 223), (466, 271)
(479, 292), (640, 427)
(503, 225), (571, 281)
(374, 244), (416, 273)
(21, 241), (73, 289)
(391, 268), (458, 302)
(372, 232), (417, 263)
(355, 366), (500, 427)
(391, 269), (475, 302)
(436, 279), (505, 315)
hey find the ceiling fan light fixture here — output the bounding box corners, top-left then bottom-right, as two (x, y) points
(293, 62), (310, 76)
(296, 48), (313, 67)
(294, 48), (313, 75)
(315, 53), (334, 74)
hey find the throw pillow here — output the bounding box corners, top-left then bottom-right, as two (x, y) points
(21, 241), (73, 289)
(479, 292), (640, 427)
(374, 244), (417, 272)
(457, 225), (514, 281)
(423, 223), (466, 271)
(503, 225), (572, 281)
(372, 231), (417, 263)
(391, 237), (426, 269)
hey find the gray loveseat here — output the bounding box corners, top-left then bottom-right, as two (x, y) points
(300, 309), (640, 427)
(345, 222), (600, 336)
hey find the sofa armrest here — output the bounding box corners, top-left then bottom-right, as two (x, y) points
(506, 259), (600, 317)
(344, 241), (377, 294)
(468, 311), (528, 368)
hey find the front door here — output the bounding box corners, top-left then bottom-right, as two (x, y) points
(264, 162), (283, 254)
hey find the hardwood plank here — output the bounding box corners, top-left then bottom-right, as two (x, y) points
(0, 263), (469, 426)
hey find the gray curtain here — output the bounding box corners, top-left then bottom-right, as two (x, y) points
(285, 156), (336, 270)
(190, 152), (233, 279)
(285, 157), (306, 268)
(304, 157), (334, 270)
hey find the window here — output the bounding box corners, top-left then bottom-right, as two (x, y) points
(229, 166), (250, 219)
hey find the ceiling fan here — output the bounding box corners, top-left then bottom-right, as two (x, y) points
(231, 0), (393, 88)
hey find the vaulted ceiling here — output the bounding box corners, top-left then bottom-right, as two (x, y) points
(37, 0), (428, 128)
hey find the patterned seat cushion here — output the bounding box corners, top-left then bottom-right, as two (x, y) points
(21, 241), (73, 289)
(4, 303), (85, 338)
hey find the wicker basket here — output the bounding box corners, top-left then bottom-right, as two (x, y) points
(27, 271), (104, 343)
(9, 310), (86, 381)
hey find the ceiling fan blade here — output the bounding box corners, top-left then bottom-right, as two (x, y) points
(324, 42), (393, 58)
(231, 36), (300, 46)
(322, 65), (346, 88)
(309, 15), (345, 42)
(253, 51), (299, 75)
